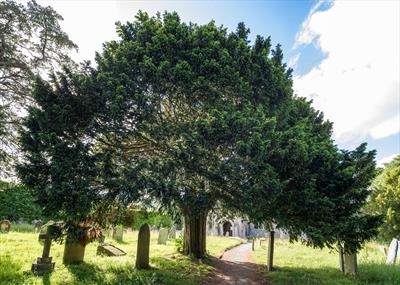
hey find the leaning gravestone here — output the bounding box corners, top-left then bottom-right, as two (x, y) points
(157, 228), (169, 245)
(386, 238), (399, 265)
(136, 223), (150, 269)
(169, 226), (176, 239)
(31, 227), (56, 274)
(112, 225), (124, 242)
(97, 244), (126, 256)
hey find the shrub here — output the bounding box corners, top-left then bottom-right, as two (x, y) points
(0, 181), (42, 222)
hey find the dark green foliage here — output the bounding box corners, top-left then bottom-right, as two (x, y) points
(135, 223), (150, 269)
(18, 68), (101, 231)
(18, 10), (379, 257)
(92, 11), (379, 255)
(367, 155), (400, 242)
(0, 181), (42, 222)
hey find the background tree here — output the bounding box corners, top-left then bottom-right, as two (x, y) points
(0, 180), (42, 221)
(367, 155), (400, 242)
(0, 0), (76, 175)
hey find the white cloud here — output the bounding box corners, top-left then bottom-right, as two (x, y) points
(377, 154), (399, 167)
(370, 114), (400, 140)
(293, 0), (400, 145)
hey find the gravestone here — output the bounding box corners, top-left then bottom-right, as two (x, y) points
(157, 228), (169, 245)
(343, 253), (357, 275)
(0, 219), (11, 233)
(112, 225), (124, 242)
(31, 231), (55, 274)
(32, 220), (44, 232)
(97, 244), (126, 256)
(169, 226), (176, 239)
(386, 238), (399, 264)
(136, 223), (150, 269)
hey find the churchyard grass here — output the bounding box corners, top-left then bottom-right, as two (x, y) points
(0, 229), (244, 285)
(253, 239), (400, 285)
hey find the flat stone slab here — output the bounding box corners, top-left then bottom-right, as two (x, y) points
(97, 244), (126, 256)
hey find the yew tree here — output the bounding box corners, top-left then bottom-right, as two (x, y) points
(91, 12), (348, 257)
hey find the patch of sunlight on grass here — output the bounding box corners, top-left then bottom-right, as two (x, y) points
(0, 229), (244, 285)
(252, 238), (400, 285)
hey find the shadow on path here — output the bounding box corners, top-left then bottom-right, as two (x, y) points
(202, 243), (268, 285)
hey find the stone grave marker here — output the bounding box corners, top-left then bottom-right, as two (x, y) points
(343, 253), (357, 275)
(157, 228), (169, 245)
(386, 238), (399, 264)
(169, 226), (176, 239)
(97, 244), (126, 256)
(112, 225), (124, 242)
(0, 219), (11, 233)
(31, 230), (55, 274)
(136, 223), (150, 269)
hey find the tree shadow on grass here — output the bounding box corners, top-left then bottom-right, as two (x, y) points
(65, 257), (204, 285)
(66, 262), (106, 284)
(261, 264), (400, 285)
(264, 265), (355, 285)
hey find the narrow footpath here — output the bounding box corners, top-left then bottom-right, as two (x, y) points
(202, 242), (268, 285)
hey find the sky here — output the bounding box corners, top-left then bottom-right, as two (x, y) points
(28, 0), (400, 166)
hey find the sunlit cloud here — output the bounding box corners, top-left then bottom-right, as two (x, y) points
(293, 0), (400, 145)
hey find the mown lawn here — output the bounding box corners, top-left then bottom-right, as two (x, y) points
(0, 228), (244, 285)
(252, 238), (400, 285)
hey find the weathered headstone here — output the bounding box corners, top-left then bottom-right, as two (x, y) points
(97, 244), (126, 256)
(157, 228), (169, 245)
(63, 239), (86, 264)
(169, 226), (176, 239)
(136, 223), (150, 269)
(112, 225), (124, 242)
(0, 219), (11, 233)
(386, 238), (399, 265)
(31, 231), (55, 274)
(343, 253), (357, 275)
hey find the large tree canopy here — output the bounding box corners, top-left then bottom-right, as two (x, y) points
(19, 11), (380, 257)
(0, 0), (76, 174)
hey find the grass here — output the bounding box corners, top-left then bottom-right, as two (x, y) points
(0, 229), (244, 285)
(252, 238), (400, 285)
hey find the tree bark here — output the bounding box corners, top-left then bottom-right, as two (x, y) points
(183, 210), (208, 258)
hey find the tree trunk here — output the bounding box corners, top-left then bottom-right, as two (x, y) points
(183, 210), (208, 258)
(63, 235), (86, 264)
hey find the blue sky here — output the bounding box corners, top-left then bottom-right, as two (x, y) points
(33, 0), (400, 165)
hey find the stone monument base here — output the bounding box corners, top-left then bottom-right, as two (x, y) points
(31, 256), (55, 275)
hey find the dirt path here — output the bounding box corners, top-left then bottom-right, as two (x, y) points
(202, 242), (268, 285)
